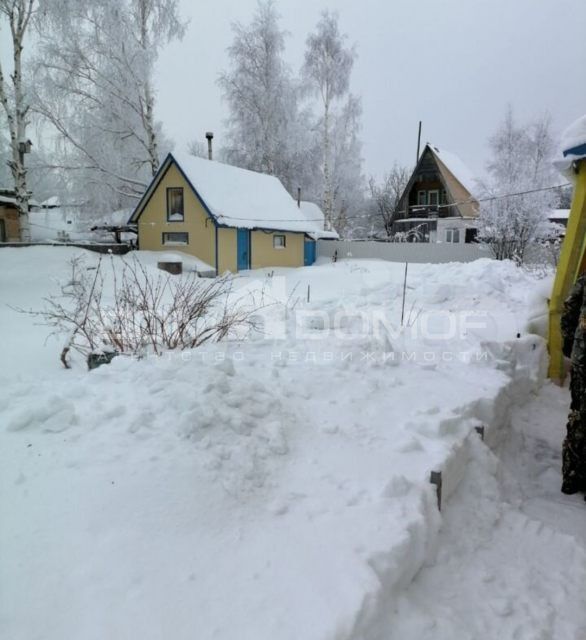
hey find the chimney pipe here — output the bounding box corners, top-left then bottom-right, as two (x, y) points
(297, 187), (301, 208)
(205, 132), (214, 161)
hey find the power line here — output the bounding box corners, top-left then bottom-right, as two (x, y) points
(25, 181), (572, 233)
(137, 181), (572, 226)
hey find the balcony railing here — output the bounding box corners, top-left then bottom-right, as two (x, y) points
(407, 204), (452, 218)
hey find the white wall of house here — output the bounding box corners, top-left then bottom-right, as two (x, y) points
(436, 218), (478, 244)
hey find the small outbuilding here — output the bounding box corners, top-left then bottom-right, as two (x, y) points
(0, 189), (21, 242)
(128, 153), (336, 273)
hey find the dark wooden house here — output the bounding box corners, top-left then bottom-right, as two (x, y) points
(392, 144), (479, 243)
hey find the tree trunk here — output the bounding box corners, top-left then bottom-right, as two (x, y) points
(143, 80), (159, 176)
(323, 99), (332, 229)
(0, 0), (34, 242)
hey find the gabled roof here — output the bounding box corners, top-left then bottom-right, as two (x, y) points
(428, 145), (478, 197)
(130, 152), (331, 235)
(395, 143), (478, 221)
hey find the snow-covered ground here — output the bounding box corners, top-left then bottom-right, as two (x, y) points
(0, 248), (584, 639)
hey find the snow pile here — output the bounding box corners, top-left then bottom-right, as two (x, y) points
(1, 249), (583, 640)
(387, 382), (586, 640)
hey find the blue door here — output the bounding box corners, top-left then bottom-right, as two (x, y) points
(304, 239), (316, 266)
(237, 229), (250, 271)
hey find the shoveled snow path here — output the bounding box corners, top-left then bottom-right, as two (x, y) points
(502, 381), (586, 543)
(386, 382), (586, 640)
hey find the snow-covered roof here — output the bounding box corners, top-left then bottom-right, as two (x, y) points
(553, 114), (586, 178)
(429, 145), (478, 196)
(38, 196), (61, 208)
(298, 201), (339, 240)
(0, 195), (17, 206)
(561, 115), (586, 157)
(548, 209), (570, 220)
(147, 153), (330, 235)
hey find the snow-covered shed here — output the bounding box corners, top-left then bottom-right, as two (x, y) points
(392, 144), (479, 244)
(129, 153), (335, 272)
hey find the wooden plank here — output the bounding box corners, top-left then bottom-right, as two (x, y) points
(548, 161), (586, 381)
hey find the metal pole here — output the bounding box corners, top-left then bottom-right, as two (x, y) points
(416, 121), (422, 165)
(205, 132), (214, 161)
(400, 261), (409, 326)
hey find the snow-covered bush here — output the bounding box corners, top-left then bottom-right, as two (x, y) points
(26, 256), (257, 368)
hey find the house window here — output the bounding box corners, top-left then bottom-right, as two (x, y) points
(428, 190), (439, 207)
(440, 189), (448, 205)
(162, 232), (188, 245)
(446, 228), (460, 243)
(273, 234), (286, 249)
(167, 187), (184, 221)
(417, 190), (427, 206)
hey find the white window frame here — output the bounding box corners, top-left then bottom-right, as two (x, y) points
(445, 228), (460, 243)
(417, 190), (427, 206)
(428, 190), (439, 207)
(166, 187), (185, 222)
(273, 234), (286, 249)
(162, 231), (189, 245)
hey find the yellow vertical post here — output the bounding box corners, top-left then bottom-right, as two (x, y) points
(548, 160), (586, 380)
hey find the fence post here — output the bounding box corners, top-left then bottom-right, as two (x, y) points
(429, 470), (442, 511)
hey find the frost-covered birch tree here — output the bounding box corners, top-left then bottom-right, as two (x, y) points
(0, 0), (36, 240)
(32, 0), (186, 213)
(368, 164), (410, 237)
(218, 0), (314, 194)
(302, 10), (355, 228)
(329, 94), (364, 236)
(477, 107), (559, 264)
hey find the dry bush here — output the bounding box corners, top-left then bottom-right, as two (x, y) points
(25, 255), (260, 368)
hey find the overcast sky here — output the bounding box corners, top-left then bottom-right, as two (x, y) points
(154, 0), (586, 180)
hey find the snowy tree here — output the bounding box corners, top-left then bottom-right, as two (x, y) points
(477, 108), (560, 264)
(187, 139), (208, 160)
(302, 10), (356, 227)
(368, 164), (410, 237)
(218, 1), (308, 192)
(0, 119), (13, 187)
(32, 0), (186, 213)
(0, 0), (36, 240)
(328, 94), (364, 236)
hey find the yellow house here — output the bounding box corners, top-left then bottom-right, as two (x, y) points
(129, 153), (337, 273)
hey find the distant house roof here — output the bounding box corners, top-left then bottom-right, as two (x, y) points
(130, 152), (335, 236)
(548, 209), (570, 221)
(428, 145), (478, 197)
(0, 194), (42, 208)
(0, 195), (17, 206)
(394, 143), (479, 223)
